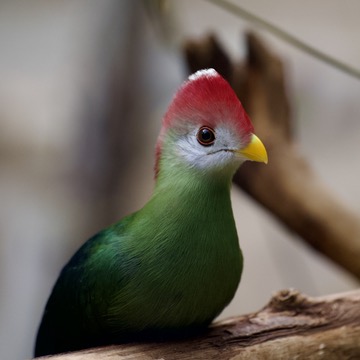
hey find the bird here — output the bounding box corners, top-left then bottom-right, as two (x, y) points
(34, 68), (268, 357)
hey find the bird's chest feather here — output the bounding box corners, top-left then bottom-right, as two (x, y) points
(147, 211), (241, 300)
(109, 187), (242, 329)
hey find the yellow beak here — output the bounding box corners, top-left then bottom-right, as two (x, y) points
(238, 134), (268, 164)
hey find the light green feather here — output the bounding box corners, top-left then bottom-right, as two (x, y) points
(35, 132), (243, 356)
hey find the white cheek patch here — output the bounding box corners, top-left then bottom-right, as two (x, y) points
(214, 127), (242, 151)
(176, 130), (204, 166)
(175, 126), (244, 171)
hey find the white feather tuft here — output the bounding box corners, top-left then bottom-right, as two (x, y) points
(188, 68), (218, 81)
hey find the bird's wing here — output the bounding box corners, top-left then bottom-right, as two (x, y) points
(34, 216), (139, 356)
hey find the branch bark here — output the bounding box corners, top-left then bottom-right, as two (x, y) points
(184, 33), (360, 280)
(35, 289), (360, 359)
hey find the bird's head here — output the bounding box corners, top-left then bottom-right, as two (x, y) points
(155, 69), (267, 180)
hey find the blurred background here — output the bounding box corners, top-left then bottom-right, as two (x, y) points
(1, 1), (360, 359)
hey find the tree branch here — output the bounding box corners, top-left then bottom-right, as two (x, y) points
(184, 32), (360, 279)
(35, 289), (360, 359)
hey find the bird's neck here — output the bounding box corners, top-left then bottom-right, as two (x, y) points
(153, 157), (233, 206)
(135, 157), (236, 244)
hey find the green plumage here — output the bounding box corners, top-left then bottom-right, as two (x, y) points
(35, 146), (242, 356)
(34, 70), (265, 357)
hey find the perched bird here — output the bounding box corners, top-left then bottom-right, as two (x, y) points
(35, 68), (267, 357)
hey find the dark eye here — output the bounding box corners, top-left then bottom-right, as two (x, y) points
(196, 126), (216, 146)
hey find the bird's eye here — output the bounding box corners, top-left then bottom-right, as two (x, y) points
(196, 126), (216, 146)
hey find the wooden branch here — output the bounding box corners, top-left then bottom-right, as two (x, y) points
(35, 289), (360, 359)
(184, 33), (360, 280)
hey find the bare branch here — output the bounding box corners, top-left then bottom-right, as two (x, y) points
(35, 289), (360, 359)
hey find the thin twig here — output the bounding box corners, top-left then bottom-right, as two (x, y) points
(205, 0), (360, 80)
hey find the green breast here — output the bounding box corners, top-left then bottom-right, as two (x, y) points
(106, 169), (243, 332)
